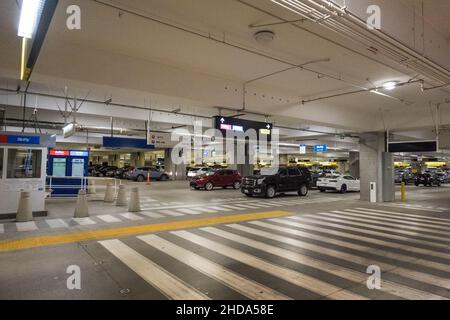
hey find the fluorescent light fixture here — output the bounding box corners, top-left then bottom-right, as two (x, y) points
(382, 81), (398, 91)
(62, 123), (75, 139)
(18, 0), (46, 39)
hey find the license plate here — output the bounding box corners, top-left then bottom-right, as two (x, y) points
(244, 189), (249, 193)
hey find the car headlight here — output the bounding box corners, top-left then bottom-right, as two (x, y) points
(257, 178), (265, 184)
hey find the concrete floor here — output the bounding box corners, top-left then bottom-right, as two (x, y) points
(1, 180), (449, 300)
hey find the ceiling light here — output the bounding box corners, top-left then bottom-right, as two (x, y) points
(254, 30), (275, 45)
(18, 0), (46, 39)
(382, 81), (399, 91)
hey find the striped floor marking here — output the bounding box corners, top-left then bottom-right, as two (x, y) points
(176, 208), (203, 215)
(379, 203), (443, 213)
(46, 219), (69, 229)
(243, 219), (450, 291)
(288, 215), (449, 250)
(72, 217), (96, 226)
(119, 213), (144, 221)
(193, 207), (219, 213)
(357, 208), (450, 223)
(16, 221), (38, 232)
(206, 206), (231, 212)
(140, 212), (164, 219)
(138, 234), (290, 300)
(157, 210), (185, 217)
(98, 239), (209, 300)
(172, 230), (366, 300)
(221, 205), (250, 210)
(97, 215), (122, 223)
(0, 224), (4, 233)
(212, 225), (447, 299)
(230, 204), (258, 209)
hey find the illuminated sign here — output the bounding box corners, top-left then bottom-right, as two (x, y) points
(50, 150), (70, 156)
(214, 116), (272, 140)
(314, 144), (327, 153)
(425, 162), (447, 167)
(260, 128), (271, 135)
(0, 134), (6, 143)
(70, 151), (89, 157)
(299, 144), (306, 154)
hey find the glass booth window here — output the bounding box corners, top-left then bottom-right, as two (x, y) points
(7, 149), (42, 179)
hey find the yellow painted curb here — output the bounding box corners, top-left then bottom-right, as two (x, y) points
(0, 211), (290, 252)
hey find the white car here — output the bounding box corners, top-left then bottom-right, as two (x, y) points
(187, 167), (212, 178)
(317, 174), (360, 193)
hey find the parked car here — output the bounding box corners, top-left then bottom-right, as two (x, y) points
(128, 166), (170, 182)
(89, 164), (102, 176)
(190, 169), (242, 191)
(93, 166), (118, 177)
(241, 166), (311, 198)
(114, 166), (134, 179)
(415, 173), (443, 187)
(434, 172), (450, 184)
(317, 174), (360, 193)
(394, 171), (415, 184)
(187, 167), (213, 179)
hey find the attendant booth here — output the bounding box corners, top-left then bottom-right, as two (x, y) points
(47, 149), (90, 197)
(0, 132), (55, 218)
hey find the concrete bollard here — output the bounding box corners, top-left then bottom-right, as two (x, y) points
(74, 189), (89, 218)
(16, 191), (33, 222)
(128, 187), (141, 212)
(88, 179), (96, 194)
(104, 182), (115, 203)
(115, 185), (128, 206)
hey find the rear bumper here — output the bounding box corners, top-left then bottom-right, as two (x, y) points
(241, 185), (266, 195)
(190, 181), (206, 188)
(317, 185), (338, 191)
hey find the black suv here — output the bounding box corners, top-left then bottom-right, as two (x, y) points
(241, 167), (311, 198)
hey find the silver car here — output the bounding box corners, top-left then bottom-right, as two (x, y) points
(128, 167), (170, 182)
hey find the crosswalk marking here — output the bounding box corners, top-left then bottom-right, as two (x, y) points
(16, 221), (38, 232)
(98, 239), (209, 300)
(206, 206), (231, 212)
(72, 217), (96, 226)
(230, 204), (257, 209)
(172, 230), (365, 299)
(253, 220), (450, 274)
(138, 234), (290, 300)
(157, 210), (185, 217)
(140, 212), (164, 219)
(313, 212), (450, 243)
(269, 218), (450, 261)
(176, 208), (203, 215)
(97, 215), (121, 223)
(46, 219), (69, 229)
(216, 225), (447, 299)
(221, 205), (248, 210)
(379, 203), (443, 213)
(288, 215), (449, 249)
(357, 208), (450, 223)
(331, 211), (450, 236)
(346, 209), (450, 229)
(193, 207), (218, 213)
(119, 213), (143, 221)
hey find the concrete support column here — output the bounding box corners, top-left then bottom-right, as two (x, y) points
(359, 133), (394, 202)
(279, 154), (288, 166)
(164, 149), (186, 180)
(349, 151), (360, 179)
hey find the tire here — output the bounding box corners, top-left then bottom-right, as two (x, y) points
(233, 181), (241, 189)
(245, 194), (253, 197)
(194, 187), (200, 190)
(298, 184), (308, 196)
(340, 184), (347, 193)
(136, 175), (145, 182)
(319, 188), (326, 193)
(266, 185), (276, 199)
(205, 182), (214, 191)
(414, 182), (419, 186)
(159, 174), (169, 181)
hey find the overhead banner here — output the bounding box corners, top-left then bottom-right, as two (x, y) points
(214, 116), (272, 140)
(387, 140), (438, 153)
(103, 136), (154, 149)
(147, 131), (177, 149)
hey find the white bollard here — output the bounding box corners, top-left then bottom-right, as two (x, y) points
(128, 187), (141, 212)
(88, 179), (96, 194)
(74, 189), (89, 218)
(115, 185), (127, 206)
(104, 182), (115, 203)
(16, 191), (33, 222)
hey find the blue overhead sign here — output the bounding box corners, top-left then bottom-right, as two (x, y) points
(7, 135), (40, 145)
(103, 136), (155, 149)
(314, 144), (327, 153)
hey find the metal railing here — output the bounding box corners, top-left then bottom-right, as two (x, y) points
(46, 176), (119, 198)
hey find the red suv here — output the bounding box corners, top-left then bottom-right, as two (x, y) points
(190, 169), (242, 191)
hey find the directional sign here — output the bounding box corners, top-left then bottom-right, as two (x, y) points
(299, 144), (307, 154)
(314, 144), (327, 153)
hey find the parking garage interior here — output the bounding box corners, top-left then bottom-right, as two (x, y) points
(1, 0), (450, 307)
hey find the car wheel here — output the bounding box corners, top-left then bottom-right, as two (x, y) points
(233, 181), (241, 189)
(194, 187), (200, 190)
(298, 184), (308, 197)
(266, 185), (276, 199)
(340, 184), (347, 193)
(319, 188), (326, 193)
(245, 194), (253, 197)
(136, 175), (145, 182)
(205, 182), (214, 191)
(160, 174), (169, 181)
(414, 182), (419, 186)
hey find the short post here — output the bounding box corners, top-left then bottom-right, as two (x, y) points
(116, 185), (127, 206)
(401, 181), (406, 202)
(104, 182), (115, 203)
(74, 189), (89, 218)
(128, 187), (141, 212)
(16, 191), (33, 222)
(88, 179), (96, 194)
(146, 172), (151, 185)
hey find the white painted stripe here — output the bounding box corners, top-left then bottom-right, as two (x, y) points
(346, 209), (450, 228)
(221, 224), (447, 299)
(357, 208), (450, 223)
(270, 218), (450, 260)
(206, 206), (231, 212)
(0, 224), (4, 233)
(119, 213), (144, 221)
(253, 220), (450, 275)
(379, 203), (443, 213)
(172, 230), (364, 299)
(342, 209), (450, 234)
(16, 221), (38, 232)
(157, 210), (185, 217)
(98, 239), (209, 300)
(230, 203), (257, 209)
(312, 212), (450, 243)
(248, 203), (273, 208)
(193, 207), (219, 213)
(175, 208), (203, 215)
(138, 234), (290, 300)
(287, 215), (449, 250)
(72, 217), (96, 226)
(97, 214), (121, 223)
(46, 219), (69, 229)
(221, 205), (247, 210)
(140, 212), (165, 218)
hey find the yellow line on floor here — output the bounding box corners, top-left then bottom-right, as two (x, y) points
(0, 211), (290, 252)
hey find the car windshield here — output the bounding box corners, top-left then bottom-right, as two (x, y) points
(204, 171), (216, 176)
